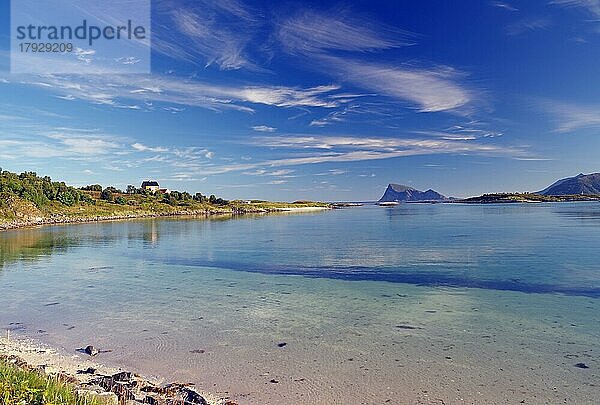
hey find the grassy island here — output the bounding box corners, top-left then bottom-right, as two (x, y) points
(458, 192), (600, 204)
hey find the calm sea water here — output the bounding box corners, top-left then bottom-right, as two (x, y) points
(1, 203), (599, 403)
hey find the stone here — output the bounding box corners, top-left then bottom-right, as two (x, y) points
(112, 371), (134, 382)
(84, 345), (99, 356)
(145, 396), (160, 405)
(97, 392), (119, 405)
(178, 387), (208, 404)
(77, 367), (97, 374)
(77, 390), (118, 405)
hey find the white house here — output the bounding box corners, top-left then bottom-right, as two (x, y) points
(141, 180), (160, 193)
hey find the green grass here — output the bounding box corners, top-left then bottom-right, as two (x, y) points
(0, 359), (105, 405)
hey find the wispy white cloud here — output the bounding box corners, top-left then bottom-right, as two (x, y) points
(74, 48), (96, 64)
(277, 9), (413, 54)
(241, 84), (341, 108)
(414, 124), (503, 140)
(244, 168), (295, 177)
(315, 169), (347, 176)
(47, 133), (121, 155)
(10, 74), (344, 112)
(116, 57), (141, 65)
(252, 125), (277, 132)
(0, 126), (124, 159)
(550, 0), (600, 19)
(0, 116), (219, 179)
(153, 0), (261, 70)
(250, 135), (518, 154)
(506, 18), (552, 35)
(276, 10), (473, 114)
(310, 105), (359, 126)
(321, 58), (473, 112)
(493, 1), (519, 11)
(120, 133), (529, 178)
(131, 142), (170, 152)
(157, 145), (215, 161)
(541, 99), (600, 132)
(0, 108), (533, 186)
(233, 136), (527, 170)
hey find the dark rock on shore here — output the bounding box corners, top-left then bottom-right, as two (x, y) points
(83, 345), (99, 356)
(395, 324), (422, 330)
(92, 371), (208, 404)
(178, 387), (209, 404)
(2, 352), (211, 405)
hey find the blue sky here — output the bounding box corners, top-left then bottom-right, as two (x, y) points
(1, 0), (600, 201)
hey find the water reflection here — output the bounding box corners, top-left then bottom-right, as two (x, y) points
(0, 211), (325, 267)
(1, 204), (599, 297)
(0, 229), (78, 267)
(553, 207), (600, 224)
(143, 220), (159, 246)
(383, 204), (435, 219)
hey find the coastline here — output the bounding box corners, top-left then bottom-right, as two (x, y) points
(0, 206), (331, 232)
(0, 335), (226, 405)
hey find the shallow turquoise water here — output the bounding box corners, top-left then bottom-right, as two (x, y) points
(1, 203), (599, 403)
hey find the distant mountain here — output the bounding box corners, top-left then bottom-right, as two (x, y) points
(538, 173), (600, 196)
(378, 184), (447, 202)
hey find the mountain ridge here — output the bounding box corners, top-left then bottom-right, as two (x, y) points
(379, 184), (447, 202)
(538, 173), (600, 195)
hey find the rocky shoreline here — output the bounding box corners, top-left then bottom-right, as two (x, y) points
(0, 210), (222, 231)
(0, 206), (331, 231)
(0, 336), (232, 405)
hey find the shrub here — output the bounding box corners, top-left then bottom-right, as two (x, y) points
(57, 190), (76, 206)
(81, 184), (103, 192)
(100, 189), (113, 202)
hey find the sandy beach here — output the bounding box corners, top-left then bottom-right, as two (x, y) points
(0, 335), (224, 404)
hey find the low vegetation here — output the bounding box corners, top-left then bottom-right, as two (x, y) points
(0, 168), (329, 228)
(0, 358), (105, 405)
(460, 192), (600, 203)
